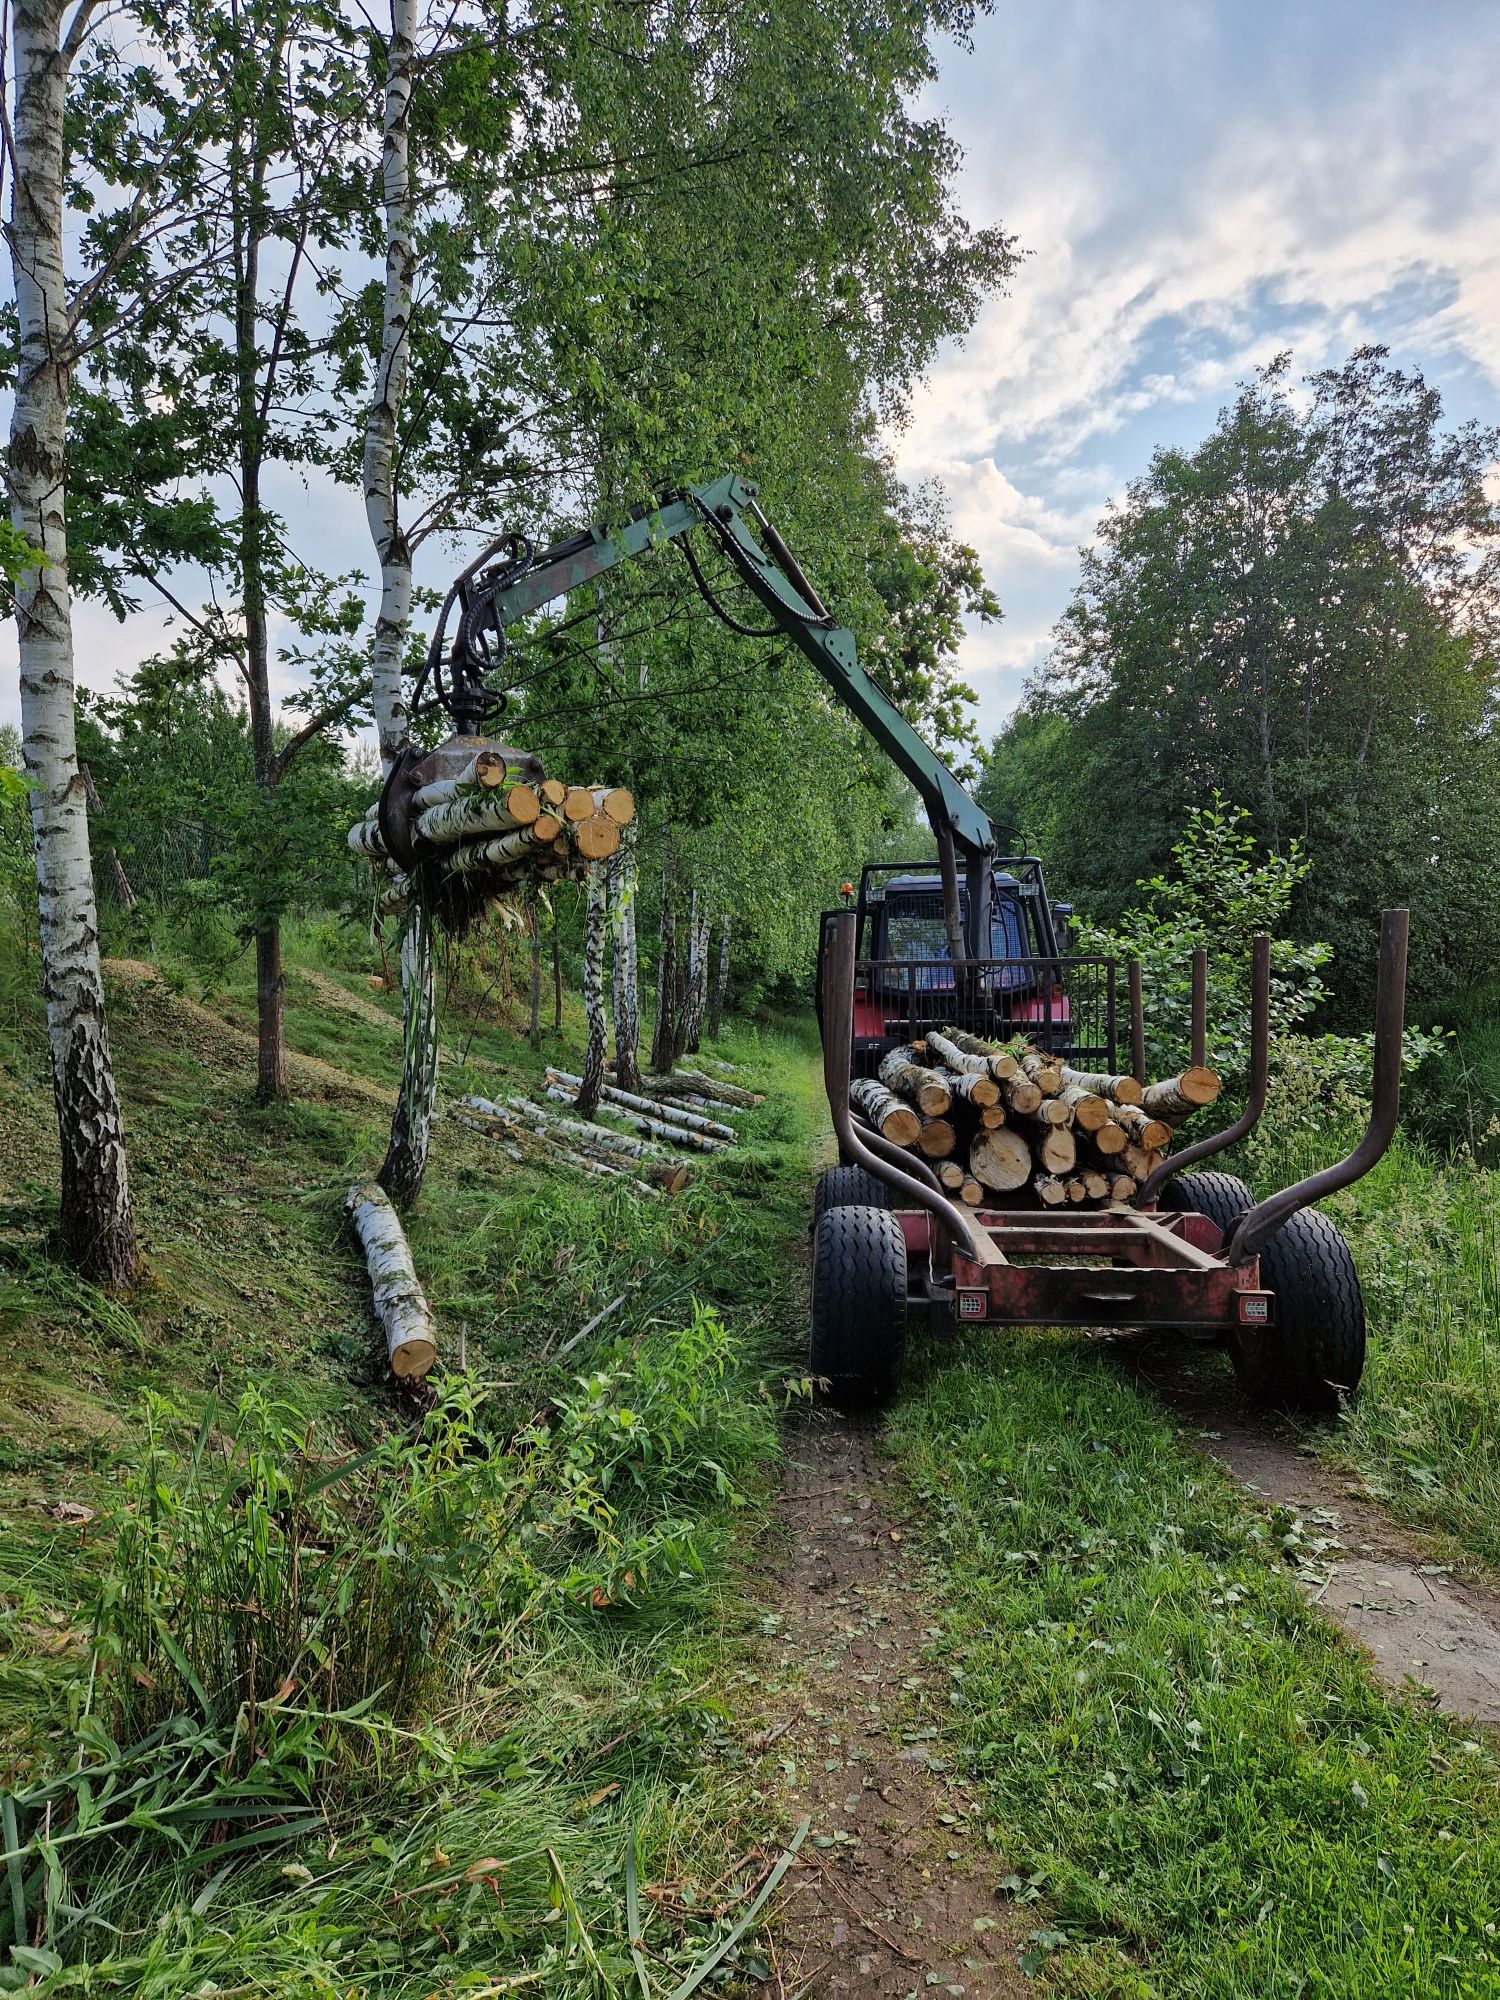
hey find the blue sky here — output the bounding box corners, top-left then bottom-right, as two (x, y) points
(4, 1), (1498, 748)
(897, 0), (1500, 743)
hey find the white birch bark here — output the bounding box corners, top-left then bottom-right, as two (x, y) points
(363, 0), (417, 778)
(345, 1181), (437, 1377)
(8, 0), (138, 1284)
(706, 913), (731, 1040)
(575, 865), (609, 1115)
(379, 896), (439, 1208)
(683, 903), (711, 1055)
(608, 830), (641, 1092)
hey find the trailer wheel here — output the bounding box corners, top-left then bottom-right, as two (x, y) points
(1228, 1208), (1366, 1413)
(809, 1204), (907, 1406)
(813, 1164), (894, 1227)
(1161, 1170), (1253, 1241)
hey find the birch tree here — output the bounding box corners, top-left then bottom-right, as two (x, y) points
(6, 1), (138, 1283)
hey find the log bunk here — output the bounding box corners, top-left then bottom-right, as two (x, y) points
(858, 1026), (1223, 1206)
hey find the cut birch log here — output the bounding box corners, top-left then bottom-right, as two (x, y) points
(1064, 1177), (1087, 1203)
(1034, 1125), (1077, 1176)
(1020, 1051), (1063, 1095)
(441, 827), (560, 877)
(545, 1068), (736, 1142)
(1001, 1076), (1043, 1117)
(1033, 1173), (1066, 1207)
(937, 1160), (966, 1190)
(925, 1030), (996, 1079)
(1089, 1118), (1129, 1158)
(1059, 1085), (1111, 1133)
(1110, 1103), (1175, 1151)
(1121, 1142), (1165, 1182)
(941, 1027), (1021, 1080)
(878, 1046), (952, 1117)
(624, 1068), (763, 1109)
(415, 783), (542, 845)
(916, 1116), (957, 1160)
(851, 1077), (921, 1147)
(348, 819), (387, 858)
(410, 749), (510, 812)
(562, 786), (596, 823)
(542, 1084), (730, 1152)
(1141, 1068), (1222, 1121)
(539, 778), (568, 808)
(470, 1095), (681, 1169)
(960, 1177), (984, 1206)
(573, 814), (623, 861)
(1110, 1173), (1138, 1202)
(345, 1181), (437, 1379)
(1034, 1095), (1073, 1128)
(1082, 1170), (1108, 1200)
(1059, 1065), (1144, 1107)
(977, 1104), (1007, 1130)
(945, 1068), (1001, 1110)
(970, 1126), (1032, 1192)
(594, 786), (636, 825)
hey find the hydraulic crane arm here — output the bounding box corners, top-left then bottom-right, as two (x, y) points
(413, 472), (999, 954)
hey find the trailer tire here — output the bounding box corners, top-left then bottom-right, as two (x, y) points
(1229, 1208), (1365, 1413)
(809, 1205), (907, 1407)
(813, 1165), (894, 1227)
(1161, 1170), (1253, 1242)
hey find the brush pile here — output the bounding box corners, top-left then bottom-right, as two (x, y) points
(854, 1028), (1222, 1206)
(350, 748), (634, 920)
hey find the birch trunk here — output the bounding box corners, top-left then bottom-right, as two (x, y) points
(528, 905), (542, 1048)
(707, 913), (731, 1040)
(683, 903), (711, 1055)
(650, 868), (676, 1072)
(363, 0), (416, 778)
(7, 0), (137, 1284)
(575, 866), (609, 1115)
(346, 1181), (437, 1378)
(378, 897), (438, 1207)
(608, 831), (641, 1092)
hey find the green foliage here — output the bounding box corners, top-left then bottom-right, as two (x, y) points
(999, 346), (1500, 1018)
(1078, 795), (1331, 1079)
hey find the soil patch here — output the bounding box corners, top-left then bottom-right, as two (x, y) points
(760, 1412), (1030, 1997)
(1119, 1333), (1500, 1728)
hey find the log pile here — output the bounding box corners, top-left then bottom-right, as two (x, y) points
(349, 749), (635, 924)
(452, 1093), (694, 1194)
(852, 1029), (1222, 1207)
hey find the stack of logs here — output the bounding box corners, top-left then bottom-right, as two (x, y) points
(852, 1029), (1221, 1207)
(451, 1064), (762, 1194)
(350, 747), (635, 907)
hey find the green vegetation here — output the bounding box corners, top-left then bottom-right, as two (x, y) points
(891, 1336), (1500, 1998)
(0, 922), (820, 1993)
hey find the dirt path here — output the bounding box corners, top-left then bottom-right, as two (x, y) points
(761, 1414), (1030, 1998)
(1120, 1334), (1500, 1728)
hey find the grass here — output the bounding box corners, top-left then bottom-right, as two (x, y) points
(889, 1332), (1500, 1998)
(1239, 1112), (1500, 1572)
(0, 911), (820, 1994)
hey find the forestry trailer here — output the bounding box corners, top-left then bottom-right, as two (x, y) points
(402, 473), (1408, 1415)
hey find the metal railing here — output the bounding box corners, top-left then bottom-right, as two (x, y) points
(851, 954), (1116, 1067)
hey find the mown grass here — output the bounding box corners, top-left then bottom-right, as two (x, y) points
(889, 1333), (1500, 1998)
(0, 913), (820, 1994)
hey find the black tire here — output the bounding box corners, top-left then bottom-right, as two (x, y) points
(1160, 1170), (1254, 1239)
(813, 1164), (894, 1226)
(809, 1205), (907, 1406)
(1229, 1208), (1366, 1413)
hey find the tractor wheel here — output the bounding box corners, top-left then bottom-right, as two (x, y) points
(809, 1204), (907, 1407)
(813, 1164), (894, 1227)
(1228, 1208), (1366, 1413)
(1161, 1170), (1253, 1240)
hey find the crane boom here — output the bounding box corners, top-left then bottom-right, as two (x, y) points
(418, 473), (1001, 954)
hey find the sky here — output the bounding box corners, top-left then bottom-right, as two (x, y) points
(895, 0), (1500, 743)
(4, 0), (1499, 748)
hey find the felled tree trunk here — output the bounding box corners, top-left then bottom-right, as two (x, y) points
(547, 1069), (736, 1143)
(878, 1046), (952, 1116)
(609, 833), (642, 1093)
(969, 1126), (1031, 1192)
(379, 897), (438, 1208)
(1060, 1065), (1143, 1107)
(575, 867), (609, 1116)
(542, 1085), (729, 1152)
(346, 1181), (437, 1378)
(7, 0), (138, 1285)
